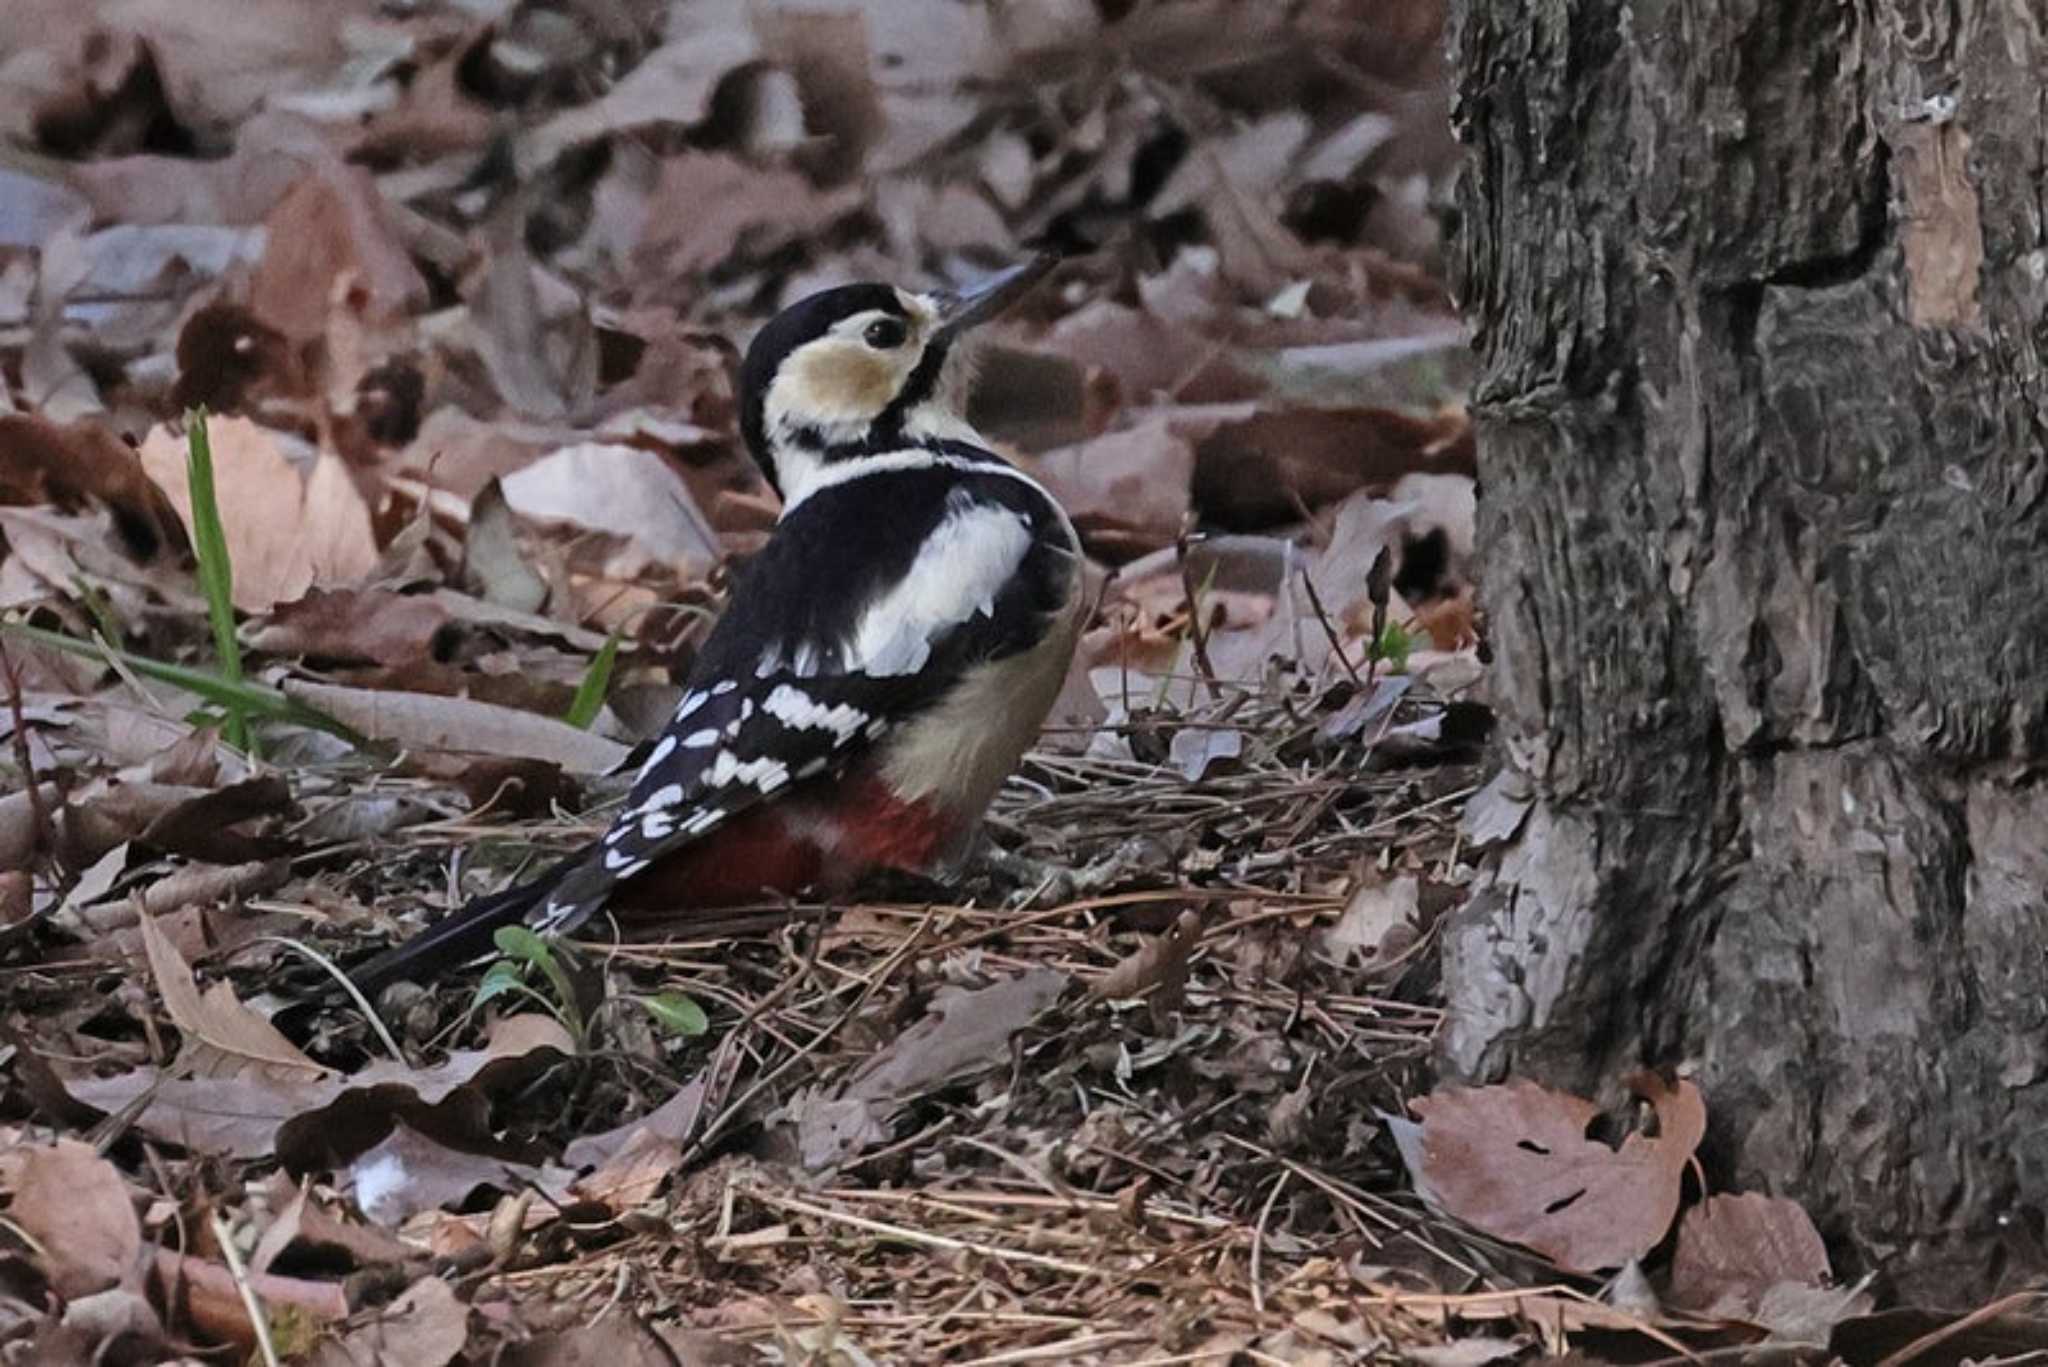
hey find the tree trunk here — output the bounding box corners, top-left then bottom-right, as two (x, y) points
(1442, 0), (2048, 1297)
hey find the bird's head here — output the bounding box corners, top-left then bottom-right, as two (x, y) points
(738, 256), (1054, 507)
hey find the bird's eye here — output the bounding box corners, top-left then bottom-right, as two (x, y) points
(863, 318), (908, 350)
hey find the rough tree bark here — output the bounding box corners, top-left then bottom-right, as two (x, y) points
(1442, 0), (2048, 1296)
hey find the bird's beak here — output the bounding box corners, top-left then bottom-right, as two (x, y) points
(931, 254), (1057, 342)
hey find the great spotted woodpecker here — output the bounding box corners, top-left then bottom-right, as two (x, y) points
(353, 257), (1082, 993)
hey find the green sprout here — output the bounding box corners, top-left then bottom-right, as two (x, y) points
(475, 924), (707, 1050)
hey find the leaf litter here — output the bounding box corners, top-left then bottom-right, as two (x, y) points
(0, 0), (1987, 1360)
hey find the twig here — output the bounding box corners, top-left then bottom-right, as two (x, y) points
(0, 639), (58, 874)
(742, 1187), (1101, 1278)
(1295, 565), (1363, 687)
(1174, 527), (1222, 703)
(1874, 1289), (2039, 1367)
(256, 935), (407, 1065)
(1248, 1168), (1288, 1315)
(210, 1209), (282, 1367)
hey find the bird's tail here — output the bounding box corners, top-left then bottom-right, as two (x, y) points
(350, 856), (579, 998)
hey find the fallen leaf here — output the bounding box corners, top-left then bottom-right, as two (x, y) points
(1404, 1339), (1525, 1367)
(0, 413), (190, 566)
(149, 1248), (350, 1350)
(306, 1275), (467, 1367)
(845, 968), (1069, 1105)
(1408, 1072), (1707, 1272)
(754, 7), (885, 183)
(1669, 1192), (1832, 1318)
(139, 907), (329, 1080)
(796, 968), (1068, 1169)
(1091, 910), (1201, 1007)
(251, 1174), (416, 1276)
(246, 589), (458, 668)
(461, 476), (551, 613)
(64, 1014), (573, 1160)
(280, 679), (629, 774)
(1030, 419), (1195, 562)
(136, 416), (379, 613)
(135, 774), (294, 864)
(471, 209), (596, 419)
(1192, 406), (1475, 531)
(168, 301), (299, 414)
(1168, 724), (1241, 782)
(501, 443), (720, 571)
(500, 1314), (746, 1367)
(250, 164), (428, 342)
(348, 1123), (575, 1228)
(631, 152), (862, 281)
(56, 1286), (165, 1361)
(5, 1140), (142, 1299)
(1324, 871), (1417, 967)
(562, 1070), (712, 1170)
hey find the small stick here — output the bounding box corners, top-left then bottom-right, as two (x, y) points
(1174, 526), (1223, 702)
(210, 1209), (282, 1367)
(0, 639), (58, 873)
(1294, 566), (1363, 688)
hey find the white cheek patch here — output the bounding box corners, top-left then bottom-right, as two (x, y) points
(846, 502), (1032, 676)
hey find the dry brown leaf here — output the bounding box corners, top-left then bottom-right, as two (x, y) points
(348, 1123), (577, 1228)
(135, 858), (293, 920)
(1669, 1192), (1832, 1317)
(1030, 419), (1194, 562)
(139, 908), (329, 1079)
(754, 7), (885, 183)
(562, 1069), (714, 1170)
(0, 413), (191, 567)
(5, 1139), (143, 1299)
(1410, 1072), (1707, 1273)
(501, 443), (721, 571)
(797, 969), (1068, 1169)
(246, 588), (458, 668)
(136, 416), (379, 612)
(250, 164), (429, 342)
(846, 969), (1069, 1105)
(149, 1248), (350, 1350)
(632, 152), (863, 281)
(1324, 870), (1417, 967)
(305, 1275), (467, 1367)
(250, 1173), (415, 1277)
(280, 678), (628, 774)
(501, 1315), (746, 1367)
(65, 1014), (573, 1161)
(461, 477), (552, 614)
(1090, 909), (1201, 1012)
(1193, 406), (1476, 530)
(1038, 300), (1227, 408)
(169, 301), (299, 415)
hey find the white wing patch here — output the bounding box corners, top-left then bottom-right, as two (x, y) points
(847, 501), (1032, 675)
(763, 682), (869, 741)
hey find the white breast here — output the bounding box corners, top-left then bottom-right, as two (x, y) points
(877, 552), (1083, 826)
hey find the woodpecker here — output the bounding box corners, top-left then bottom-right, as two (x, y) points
(353, 257), (1083, 993)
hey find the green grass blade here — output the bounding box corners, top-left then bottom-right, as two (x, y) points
(563, 628), (621, 730)
(0, 622), (369, 746)
(183, 409), (248, 751)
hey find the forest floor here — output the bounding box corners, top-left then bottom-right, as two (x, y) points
(0, 0), (2034, 1362)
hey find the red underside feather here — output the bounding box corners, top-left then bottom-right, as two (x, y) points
(612, 771), (955, 912)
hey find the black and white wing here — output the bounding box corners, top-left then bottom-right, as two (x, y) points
(528, 459), (1077, 936)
